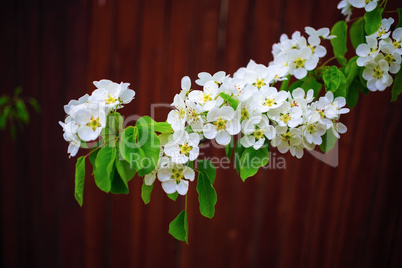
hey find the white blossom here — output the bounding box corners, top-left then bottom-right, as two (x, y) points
(179, 76), (191, 100)
(164, 130), (200, 164)
(302, 111), (327, 145)
(202, 106), (241, 145)
(240, 115), (276, 150)
(287, 47), (318, 79)
(373, 18), (394, 40)
(356, 36), (379, 66)
(362, 56), (393, 91)
(271, 126), (302, 156)
(188, 80), (221, 111)
(158, 163), (195, 195)
(167, 94), (187, 131)
(90, 80), (135, 111)
(255, 86), (289, 112)
(337, 0), (353, 21)
(349, 0), (378, 12)
(195, 71), (226, 86)
(268, 102), (303, 128)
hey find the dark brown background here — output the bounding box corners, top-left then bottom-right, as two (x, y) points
(1, 0), (401, 267)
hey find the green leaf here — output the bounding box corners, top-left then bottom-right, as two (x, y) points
(364, 7), (383, 35)
(198, 159), (216, 184)
(391, 70), (402, 102)
(300, 76), (322, 99)
(350, 18), (366, 50)
(239, 147), (269, 181)
(330, 21), (348, 62)
(141, 181), (153, 204)
(279, 75), (290, 91)
(398, 8), (402, 28)
(288, 80), (304, 93)
(225, 136), (234, 161)
(115, 147), (136, 183)
(75, 156), (86, 206)
(167, 192), (179, 201)
(110, 169), (129, 194)
(136, 116), (173, 134)
(345, 56), (358, 87)
(0, 96), (9, 107)
(234, 140), (246, 174)
(334, 70), (347, 98)
(89, 142), (102, 174)
(14, 87), (22, 96)
(196, 172), (217, 218)
(323, 66), (341, 92)
(346, 79), (360, 109)
(320, 129), (338, 153)
(135, 123), (161, 176)
(94, 146), (117, 192)
(168, 210), (188, 243)
(15, 100), (29, 123)
(0, 105), (11, 129)
(218, 92), (240, 110)
(28, 98), (41, 113)
(119, 126), (144, 171)
(154, 122), (173, 134)
(102, 112), (123, 142)
(337, 56), (348, 67)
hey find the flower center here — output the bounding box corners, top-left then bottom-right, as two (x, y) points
(373, 66), (384, 79)
(253, 129), (264, 140)
(214, 117), (227, 131)
(317, 109), (325, 118)
(105, 94), (117, 105)
(171, 168), (184, 182)
(179, 109), (186, 119)
(235, 85), (243, 94)
(279, 113), (291, 124)
(253, 79), (266, 89)
(295, 57), (306, 68)
(203, 93), (212, 103)
(384, 54), (395, 64)
(282, 131), (293, 142)
(180, 143), (193, 156)
(393, 40), (401, 49)
(307, 124), (316, 134)
(369, 48), (377, 55)
(377, 29), (386, 37)
(87, 118), (101, 131)
(241, 108), (249, 121)
(291, 100), (299, 107)
(263, 98), (276, 107)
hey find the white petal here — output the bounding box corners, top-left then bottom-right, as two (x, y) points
(203, 123), (218, 139)
(177, 180), (189, 195)
(157, 168), (171, 182)
(277, 141), (289, 153)
(215, 131), (231, 145)
(119, 89), (135, 104)
(162, 180), (178, 194)
(181, 76), (191, 90)
(293, 68), (307, 79)
(78, 126), (99, 141)
(183, 167), (195, 181)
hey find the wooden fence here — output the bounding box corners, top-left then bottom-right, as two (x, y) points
(0, 0), (401, 267)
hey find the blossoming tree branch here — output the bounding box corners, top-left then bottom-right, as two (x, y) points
(60, 1), (402, 242)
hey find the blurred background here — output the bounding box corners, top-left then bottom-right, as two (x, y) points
(1, 0), (401, 267)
